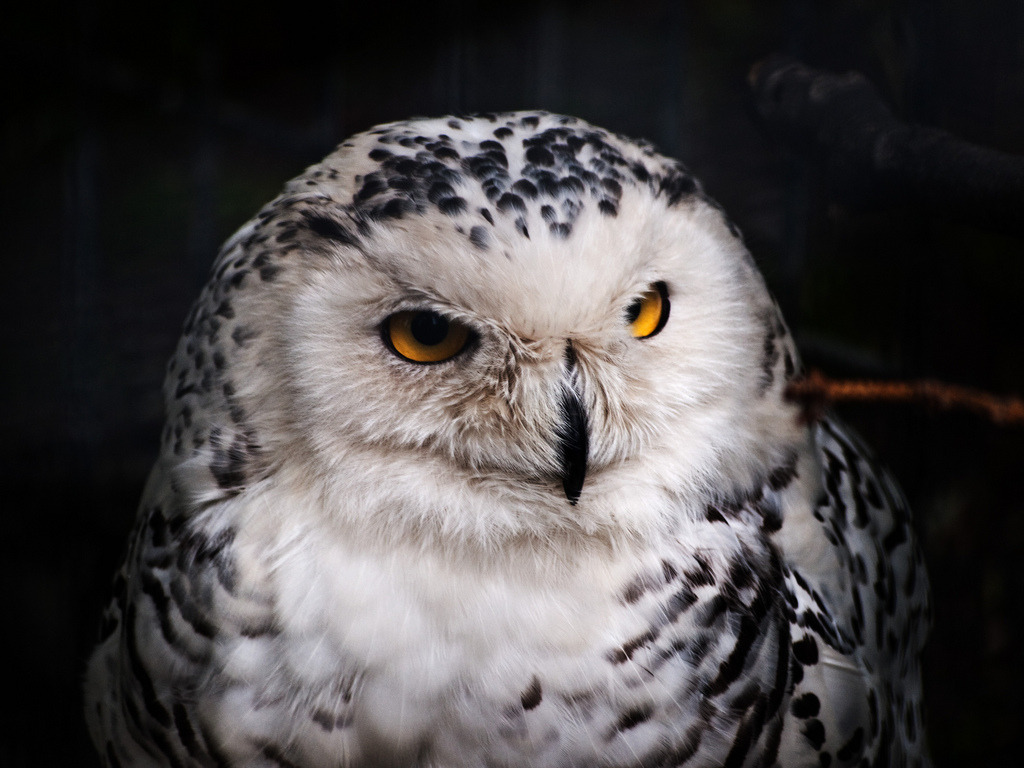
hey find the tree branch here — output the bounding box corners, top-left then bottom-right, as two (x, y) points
(748, 55), (1024, 233)
(787, 369), (1024, 426)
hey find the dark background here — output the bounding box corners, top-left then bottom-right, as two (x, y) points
(4, 1), (1023, 765)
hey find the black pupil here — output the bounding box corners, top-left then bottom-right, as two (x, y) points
(410, 312), (450, 346)
(625, 300), (643, 324)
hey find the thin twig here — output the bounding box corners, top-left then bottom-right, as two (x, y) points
(786, 369), (1024, 426)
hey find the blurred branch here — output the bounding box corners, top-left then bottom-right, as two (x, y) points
(748, 55), (1024, 233)
(788, 369), (1024, 426)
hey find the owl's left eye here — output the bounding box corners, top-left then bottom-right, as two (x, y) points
(384, 310), (471, 363)
(625, 282), (670, 338)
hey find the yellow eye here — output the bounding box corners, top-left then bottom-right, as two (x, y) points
(625, 282), (670, 338)
(385, 310), (471, 363)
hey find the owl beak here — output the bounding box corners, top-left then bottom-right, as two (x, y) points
(557, 347), (589, 505)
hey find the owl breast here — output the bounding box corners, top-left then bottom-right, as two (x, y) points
(183, 453), (795, 768)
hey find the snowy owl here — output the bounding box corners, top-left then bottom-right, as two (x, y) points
(85, 111), (930, 768)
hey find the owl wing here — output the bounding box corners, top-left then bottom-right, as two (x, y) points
(776, 416), (931, 767)
(85, 461), (289, 767)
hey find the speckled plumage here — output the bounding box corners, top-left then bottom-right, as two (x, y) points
(85, 111), (930, 768)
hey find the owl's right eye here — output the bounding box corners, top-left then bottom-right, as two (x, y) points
(384, 310), (471, 363)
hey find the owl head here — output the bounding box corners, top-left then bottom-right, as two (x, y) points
(162, 112), (803, 553)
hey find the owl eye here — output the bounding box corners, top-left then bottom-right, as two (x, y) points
(625, 282), (670, 338)
(385, 310), (471, 363)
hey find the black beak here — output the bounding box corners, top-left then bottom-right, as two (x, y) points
(557, 348), (589, 505)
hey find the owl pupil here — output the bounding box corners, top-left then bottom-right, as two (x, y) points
(410, 312), (449, 346)
(625, 301), (642, 323)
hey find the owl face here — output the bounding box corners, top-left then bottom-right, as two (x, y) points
(178, 113), (802, 548)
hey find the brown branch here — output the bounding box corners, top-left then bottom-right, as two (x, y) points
(786, 369), (1024, 426)
(748, 55), (1024, 233)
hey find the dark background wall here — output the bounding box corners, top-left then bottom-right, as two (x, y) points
(4, 1), (1023, 765)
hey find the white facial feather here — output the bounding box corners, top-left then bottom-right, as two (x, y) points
(187, 115), (805, 555)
